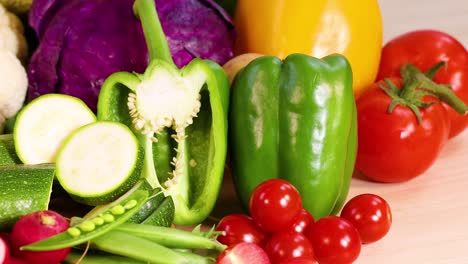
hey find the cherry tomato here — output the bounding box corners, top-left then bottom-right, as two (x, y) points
(249, 179), (303, 233)
(264, 231), (315, 264)
(287, 209), (315, 234)
(215, 214), (267, 247)
(306, 216), (361, 264)
(279, 256), (319, 264)
(216, 242), (270, 264)
(356, 78), (450, 182)
(377, 30), (468, 138)
(340, 194), (392, 244)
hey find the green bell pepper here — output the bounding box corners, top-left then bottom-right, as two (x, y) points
(96, 0), (229, 225)
(229, 54), (357, 220)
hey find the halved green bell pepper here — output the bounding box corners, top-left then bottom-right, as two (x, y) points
(229, 54), (357, 220)
(96, 0), (229, 225)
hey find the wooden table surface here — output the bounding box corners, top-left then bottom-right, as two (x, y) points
(213, 1), (468, 263)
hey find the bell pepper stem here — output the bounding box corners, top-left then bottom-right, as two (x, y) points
(133, 0), (174, 66)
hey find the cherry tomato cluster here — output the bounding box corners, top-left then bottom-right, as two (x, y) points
(215, 179), (392, 264)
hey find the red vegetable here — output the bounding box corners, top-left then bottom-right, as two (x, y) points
(279, 256), (319, 264)
(11, 210), (71, 264)
(306, 216), (361, 264)
(249, 179), (303, 233)
(377, 30), (468, 139)
(287, 209), (315, 234)
(216, 242), (270, 264)
(9, 257), (29, 264)
(356, 63), (466, 182)
(0, 236), (10, 264)
(264, 231), (315, 264)
(215, 214), (267, 247)
(340, 194), (392, 244)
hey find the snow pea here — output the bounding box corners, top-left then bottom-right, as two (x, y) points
(21, 189), (149, 251)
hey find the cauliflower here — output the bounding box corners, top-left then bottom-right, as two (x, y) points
(0, 4), (28, 62)
(0, 4), (28, 133)
(0, 0), (32, 14)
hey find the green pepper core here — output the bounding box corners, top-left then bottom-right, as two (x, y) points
(97, 0), (229, 225)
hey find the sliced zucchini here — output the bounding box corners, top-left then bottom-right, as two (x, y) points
(56, 121), (143, 206)
(14, 94), (96, 164)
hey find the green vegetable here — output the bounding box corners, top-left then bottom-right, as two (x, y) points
(55, 121), (143, 206)
(65, 249), (145, 264)
(0, 134), (20, 165)
(126, 182), (165, 224)
(140, 196), (174, 227)
(97, 0), (228, 225)
(0, 163), (55, 231)
(14, 94), (96, 165)
(91, 230), (214, 264)
(229, 54), (358, 219)
(21, 188), (149, 251)
(115, 223), (226, 252)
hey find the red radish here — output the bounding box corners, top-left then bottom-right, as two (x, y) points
(216, 242), (270, 264)
(11, 210), (71, 264)
(9, 257), (29, 264)
(0, 236), (10, 264)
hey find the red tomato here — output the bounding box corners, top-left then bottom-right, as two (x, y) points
(287, 209), (315, 234)
(377, 30), (468, 138)
(215, 214), (267, 247)
(216, 242), (270, 264)
(279, 257), (319, 264)
(249, 179), (303, 233)
(306, 216), (361, 264)
(356, 78), (450, 182)
(340, 194), (392, 244)
(264, 231), (315, 264)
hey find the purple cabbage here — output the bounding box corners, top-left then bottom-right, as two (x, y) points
(27, 0), (235, 111)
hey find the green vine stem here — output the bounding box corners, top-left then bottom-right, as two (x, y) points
(380, 63), (467, 124)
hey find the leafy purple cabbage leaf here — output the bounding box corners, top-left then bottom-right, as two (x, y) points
(27, 0), (235, 112)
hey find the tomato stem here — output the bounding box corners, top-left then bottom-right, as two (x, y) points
(380, 63), (467, 124)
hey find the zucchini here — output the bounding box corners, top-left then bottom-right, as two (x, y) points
(14, 94), (96, 164)
(0, 134), (21, 165)
(127, 183), (165, 224)
(0, 164), (55, 231)
(141, 197), (175, 227)
(56, 121), (143, 206)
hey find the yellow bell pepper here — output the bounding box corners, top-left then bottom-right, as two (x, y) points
(233, 0), (382, 97)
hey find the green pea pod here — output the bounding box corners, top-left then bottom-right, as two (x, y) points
(96, 0), (228, 226)
(21, 189), (149, 251)
(229, 54), (358, 220)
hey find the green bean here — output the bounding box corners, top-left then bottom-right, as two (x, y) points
(64, 249), (146, 264)
(21, 189), (149, 251)
(91, 230), (213, 264)
(115, 223), (227, 252)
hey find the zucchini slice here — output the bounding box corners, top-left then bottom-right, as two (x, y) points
(56, 121), (143, 206)
(14, 94), (96, 164)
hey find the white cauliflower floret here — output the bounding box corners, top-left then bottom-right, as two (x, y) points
(0, 51), (27, 132)
(0, 4), (28, 63)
